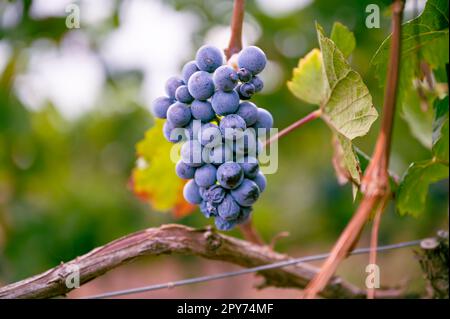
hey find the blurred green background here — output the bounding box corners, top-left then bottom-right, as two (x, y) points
(0, 0), (447, 297)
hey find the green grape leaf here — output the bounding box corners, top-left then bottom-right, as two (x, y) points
(131, 119), (195, 217)
(330, 22), (356, 58)
(397, 159), (449, 217)
(371, 0), (449, 145)
(288, 23), (378, 140)
(316, 23), (378, 140)
(288, 22), (378, 195)
(287, 48), (327, 105)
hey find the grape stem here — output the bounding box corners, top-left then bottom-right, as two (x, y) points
(264, 109), (322, 147)
(367, 195), (388, 299)
(225, 0), (245, 60)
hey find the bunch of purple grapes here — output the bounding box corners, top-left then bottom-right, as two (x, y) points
(151, 45), (273, 231)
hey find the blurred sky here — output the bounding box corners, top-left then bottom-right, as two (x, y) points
(1, 0), (427, 119)
(0, 0), (311, 119)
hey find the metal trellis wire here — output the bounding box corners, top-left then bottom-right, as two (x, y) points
(82, 239), (423, 299)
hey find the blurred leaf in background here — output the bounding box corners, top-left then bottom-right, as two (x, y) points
(132, 119), (195, 217)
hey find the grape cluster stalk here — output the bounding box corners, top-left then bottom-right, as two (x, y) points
(151, 45), (273, 230)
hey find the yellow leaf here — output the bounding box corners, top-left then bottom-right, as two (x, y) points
(131, 119), (196, 217)
(287, 48), (327, 105)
